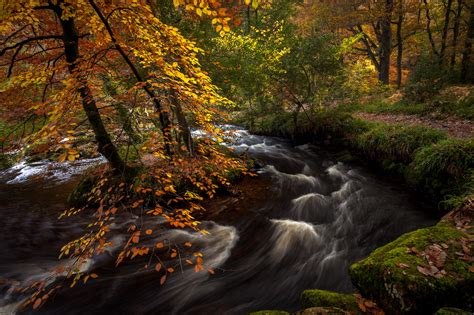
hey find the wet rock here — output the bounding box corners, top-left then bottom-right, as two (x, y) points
(349, 216), (473, 314)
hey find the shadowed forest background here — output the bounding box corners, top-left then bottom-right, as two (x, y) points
(0, 0), (473, 314)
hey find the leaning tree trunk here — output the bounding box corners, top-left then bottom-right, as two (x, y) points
(54, 4), (126, 172)
(379, 0), (394, 85)
(461, 1), (474, 83)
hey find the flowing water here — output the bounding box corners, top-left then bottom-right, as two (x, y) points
(0, 127), (436, 314)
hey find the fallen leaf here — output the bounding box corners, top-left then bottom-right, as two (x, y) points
(396, 262), (409, 269)
(155, 263), (162, 272)
(33, 298), (42, 309)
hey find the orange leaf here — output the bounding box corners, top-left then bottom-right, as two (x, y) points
(33, 298), (42, 309)
(90, 273), (98, 279)
(145, 229), (153, 235)
(156, 242), (164, 249)
(155, 263), (162, 272)
(160, 275), (167, 285)
(167, 267), (174, 273)
(184, 242), (192, 247)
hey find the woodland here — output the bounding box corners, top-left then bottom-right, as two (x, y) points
(0, 0), (473, 314)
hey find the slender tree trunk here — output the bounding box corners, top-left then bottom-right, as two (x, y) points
(450, 0), (464, 68)
(54, 4), (125, 172)
(396, 7), (404, 87)
(379, 0), (394, 84)
(440, 0), (453, 64)
(424, 0), (440, 57)
(246, 6), (251, 34)
(170, 91), (193, 154)
(461, 1), (474, 82)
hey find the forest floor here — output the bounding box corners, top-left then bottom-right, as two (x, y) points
(354, 112), (474, 139)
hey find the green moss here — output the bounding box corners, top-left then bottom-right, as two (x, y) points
(349, 221), (473, 314)
(435, 307), (472, 314)
(300, 290), (360, 313)
(297, 307), (350, 314)
(249, 311), (290, 315)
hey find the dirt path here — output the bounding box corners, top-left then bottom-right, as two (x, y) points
(354, 112), (474, 139)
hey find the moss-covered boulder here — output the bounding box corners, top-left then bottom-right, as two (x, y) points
(300, 290), (361, 314)
(349, 215), (473, 314)
(0, 153), (13, 170)
(249, 311), (290, 315)
(297, 307), (350, 314)
(435, 307), (472, 314)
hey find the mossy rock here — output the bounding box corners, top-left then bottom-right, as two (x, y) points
(435, 307), (472, 314)
(0, 153), (13, 170)
(68, 174), (99, 206)
(300, 290), (361, 314)
(249, 311), (290, 315)
(349, 220), (473, 314)
(297, 307), (350, 315)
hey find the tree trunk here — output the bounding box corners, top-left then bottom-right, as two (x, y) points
(170, 91), (193, 154)
(461, 1), (474, 82)
(450, 0), (464, 69)
(440, 0), (453, 64)
(379, 0), (394, 84)
(396, 8), (404, 87)
(54, 4), (125, 172)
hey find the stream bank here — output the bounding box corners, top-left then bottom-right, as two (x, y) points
(241, 112), (473, 314)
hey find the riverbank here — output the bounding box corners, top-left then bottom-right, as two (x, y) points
(239, 98), (473, 314)
(241, 106), (473, 213)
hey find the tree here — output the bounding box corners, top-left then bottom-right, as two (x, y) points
(1, 0), (251, 308)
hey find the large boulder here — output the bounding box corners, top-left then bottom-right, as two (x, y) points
(349, 208), (473, 314)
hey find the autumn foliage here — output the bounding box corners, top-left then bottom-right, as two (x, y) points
(0, 0), (261, 309)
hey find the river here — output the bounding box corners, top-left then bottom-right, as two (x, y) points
(0, 126), (436, 314)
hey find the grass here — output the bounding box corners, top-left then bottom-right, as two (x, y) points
(407, 139), (474, 205)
